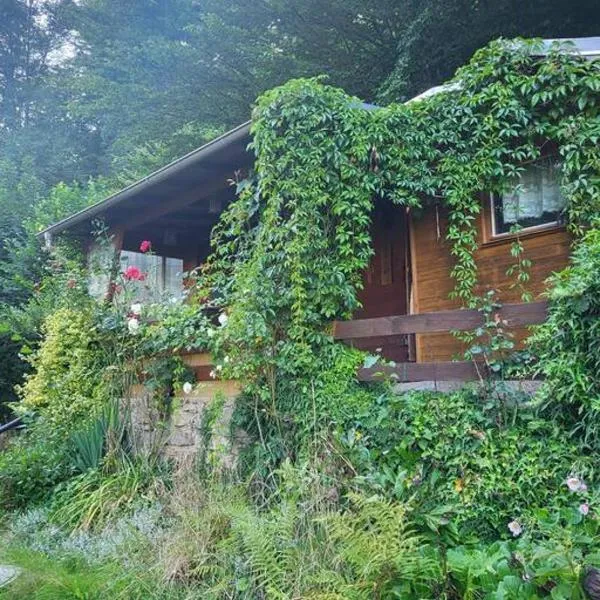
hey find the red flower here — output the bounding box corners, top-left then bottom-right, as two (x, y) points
(123, 266), (146, 281)
(139, 240), (152, 253)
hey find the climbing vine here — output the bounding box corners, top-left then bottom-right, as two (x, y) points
(202, 38), (600, 462)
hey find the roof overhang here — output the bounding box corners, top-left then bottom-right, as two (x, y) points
(38, 121), (251, 241)
(407, 37), (600, 104)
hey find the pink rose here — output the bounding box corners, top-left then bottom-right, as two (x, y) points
(123, 266), (146, 281)
(139, 240), (152, 253)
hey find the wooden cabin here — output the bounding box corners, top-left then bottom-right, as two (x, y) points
(38, 126), (570, 381)
(40, 38), (600, 382)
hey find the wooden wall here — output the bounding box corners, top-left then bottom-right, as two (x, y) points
(410, 201), (572, 362)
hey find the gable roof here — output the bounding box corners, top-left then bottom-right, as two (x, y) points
(541, 36), (600, 56)
(39, 121), (251, 240)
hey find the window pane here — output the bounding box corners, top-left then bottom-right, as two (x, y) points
(119, 251), (162, 302)
(493, 158), (565, 235)
(165, 257), (184, 298)
(119, 251), (183, 301)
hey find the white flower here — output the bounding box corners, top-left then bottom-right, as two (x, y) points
(218, 312), (228, 327)
(209, 370), (216, 379)
(508, 520), (522, 537)
(127, 318), (140, 334)
(182, 382), (193, 395)
(215, 364), (223, 372)
(566, 476), (587, 493)
(130, 303), (142, 316)
(224, 356), (230, 364)
(579, 503), (590, 516)
(206, 328), (215, 338)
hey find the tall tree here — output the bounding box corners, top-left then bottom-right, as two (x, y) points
(0, 0), (69, 130)
(55, 0), (407, 163)
(377, 0), (600, 102)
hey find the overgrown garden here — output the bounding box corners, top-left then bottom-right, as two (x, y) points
(1, 39), (600, 599)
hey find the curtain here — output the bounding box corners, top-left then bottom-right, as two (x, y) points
(502, 159), (564, 224)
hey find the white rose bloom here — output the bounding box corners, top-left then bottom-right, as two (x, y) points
(182, 382), (193, 395)
(130, 303), (142, 315)
(218, 313), (228, 327)
(209, 370), (216, 379)
(127, 318), (140, 334)
(507, 520), (522, 537)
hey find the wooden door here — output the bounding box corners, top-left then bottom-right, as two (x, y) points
(353, 202), (411, 362)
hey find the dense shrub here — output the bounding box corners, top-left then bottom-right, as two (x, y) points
(5, 463), (600, 599)
(341, 388), (592, 538)
(529, 227), (600, 447)
(0, 428), (73, 512)
(17, 307), (109, 427)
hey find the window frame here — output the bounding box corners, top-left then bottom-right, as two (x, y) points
(483, 158), (567, 244)
(489, 192), (565, 238)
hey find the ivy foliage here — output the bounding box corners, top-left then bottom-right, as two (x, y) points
(530, 227), (600, 445)
(341, 389), (592, 538)
(205, 38), (600, 446)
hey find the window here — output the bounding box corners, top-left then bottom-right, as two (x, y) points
(491, 158), (566, 236)
(120, 251), (184, 301)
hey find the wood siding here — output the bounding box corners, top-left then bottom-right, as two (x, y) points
(410, 203), (571, 362)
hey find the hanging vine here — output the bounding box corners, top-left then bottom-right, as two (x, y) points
(201, 38), (600, 458)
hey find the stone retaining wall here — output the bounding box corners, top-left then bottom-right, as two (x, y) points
(128, 379), (241, 465)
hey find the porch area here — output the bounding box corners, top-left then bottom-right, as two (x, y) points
(180, 301), (547, 385)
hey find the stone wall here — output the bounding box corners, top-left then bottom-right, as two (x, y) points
(128, 379), (241, 465)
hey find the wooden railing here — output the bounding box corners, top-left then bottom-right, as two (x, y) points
(173, 302), (547, 384)
(333, 301), (548, 382)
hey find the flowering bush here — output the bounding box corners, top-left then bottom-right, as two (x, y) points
(140, 302), (215, 355)
(139, 240), (152, 254)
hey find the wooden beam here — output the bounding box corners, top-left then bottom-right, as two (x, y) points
(176, 203), (221, 219)
(358, 361), (484, 382)
(348, 334), (408, 349)
(334, 301), (548, 340)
